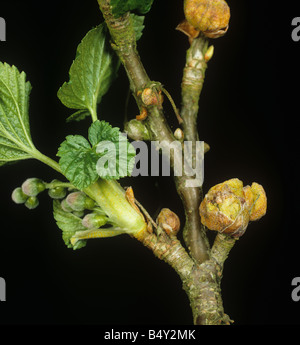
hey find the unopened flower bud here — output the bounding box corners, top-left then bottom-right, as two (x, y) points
(25, 196), (39, 210)
(82, 212), (108, 229)
(157, 208), (181, 236)
(48, 186), (67, 199)
(22, 178), (46, 197)
(11, 187), (28, 204)
(61, 198), (73, 213)
(66, 192), (95, 212)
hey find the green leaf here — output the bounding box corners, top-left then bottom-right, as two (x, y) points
(57, 134), (100, 190)
(0, 62), (37, 166)
(57, 24), (120, 122)
(111, 0), (154, 17)
(57, 120), (136, 189)
(53, 200), (87, 250)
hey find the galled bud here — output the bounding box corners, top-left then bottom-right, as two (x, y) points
(66, 192), (95, 212)
(199, 178), (250, 237)
(249, 183), (267, 221)
(200, 178), (267, 238)
(82, 212), (108, 229)
(184, 0), (230, 39)
(12, 187), (28, 204)
(22, 178), (46, 197)
(125, 119), (150, 141)
(156, 208), (180, 236)
(25, 196), (39, 210)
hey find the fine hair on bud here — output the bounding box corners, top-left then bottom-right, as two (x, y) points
(25, 196), (39, 210)
(21, 178), (46, 197)
(66, 191), (95, 212)
(11, 187), (28, 204)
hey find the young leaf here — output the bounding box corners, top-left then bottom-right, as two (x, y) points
(111, 0), (154, 17)
(57, 24), (120, 122)
(57, 120), (136, 190)
(0, 62), (37, 165)
(53, 200), (87, 250)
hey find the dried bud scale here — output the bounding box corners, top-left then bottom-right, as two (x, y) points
(157, 208), (181, 236)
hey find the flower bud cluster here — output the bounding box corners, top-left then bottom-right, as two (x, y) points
(11, 178), (46, 210)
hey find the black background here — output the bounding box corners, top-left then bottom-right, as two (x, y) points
(0, 0), (297, 327)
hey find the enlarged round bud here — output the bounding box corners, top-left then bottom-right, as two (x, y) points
(82, 212), (108, 229)
(184, 0), (230, 38)
(141, 88), (161, 107)
(66, 192), (95, 212)
(156, 208), (180, 236)
(249, 182), (267, 221)
(11, 187), (28, 204)
(25, 196), (39, 210)
(199, 178), (267, 238)
(125, 119), (150, 141)
(22, 178), (46, 197)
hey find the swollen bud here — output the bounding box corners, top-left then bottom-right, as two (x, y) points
(11, 187), (28, 204)
(82, 212), (108, 229)
(66, 192), (95, 212)
(25, 196), (39, 210)
(22, 178), (46, 197)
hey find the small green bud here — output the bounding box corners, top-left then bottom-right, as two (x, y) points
(125, 119), (151, 141)
(66, 192), (95, 212)
(11, 187), (29, 204)
(48, 186), (67, 199)
(25, 196), (39, 210)
(61, 198), (73, 213)
(22, 178), (46, 197)
(82, 212), (108, 229)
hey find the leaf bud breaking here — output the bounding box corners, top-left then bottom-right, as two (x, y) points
(156, 208), (181, 236)
(25, 196), (39, 210)
(21, 178), (46, 197)
(11, 187), (29, 204)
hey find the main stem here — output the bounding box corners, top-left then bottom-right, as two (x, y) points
(97, 0), (234, 325)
